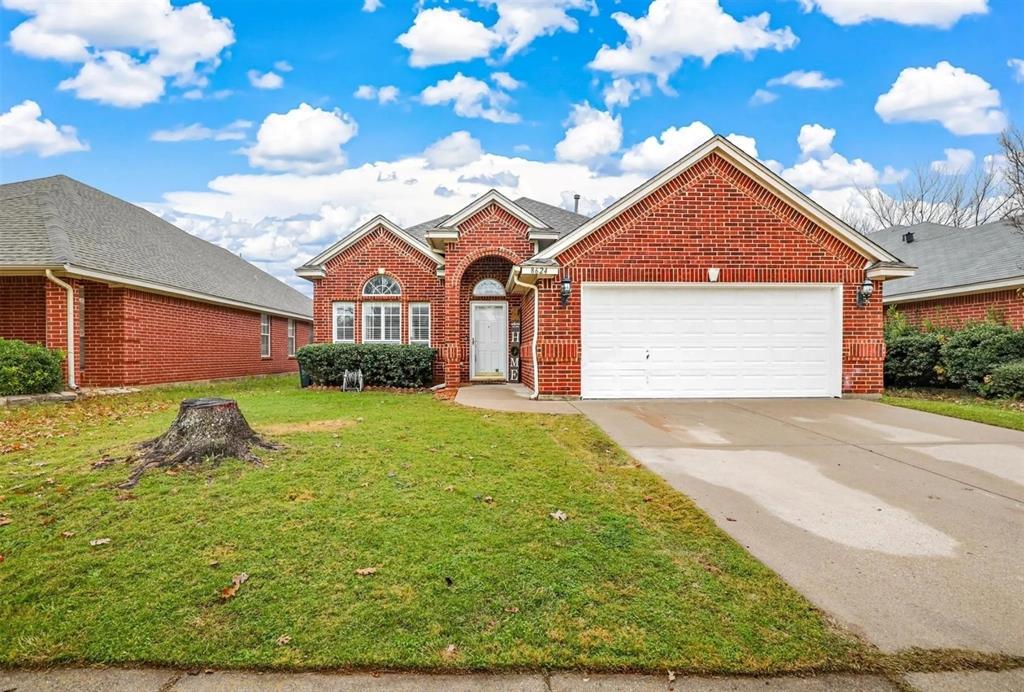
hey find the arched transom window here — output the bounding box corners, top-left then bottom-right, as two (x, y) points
(473, 278), (506, 297)
(363, 275), (401, 296)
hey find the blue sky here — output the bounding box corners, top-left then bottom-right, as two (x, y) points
(1, 0), (1021, 292)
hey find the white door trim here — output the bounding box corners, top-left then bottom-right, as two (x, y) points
(470, 300), (508, 381)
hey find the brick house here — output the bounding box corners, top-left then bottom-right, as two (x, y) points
(297, 136), (913, 398)
(0, 175), (313, 388)
(873, 220), (1024, 328)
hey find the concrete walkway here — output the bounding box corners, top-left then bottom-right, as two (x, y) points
(454, 383), (578, 414)
(3, 667), (1022, 691)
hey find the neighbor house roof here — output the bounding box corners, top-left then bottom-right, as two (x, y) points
(872, 220), (1024, 302)
(0, 175), (312, 319)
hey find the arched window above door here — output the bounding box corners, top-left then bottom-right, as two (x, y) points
(473, 278), (506, 297)
(363, 275), (401, 296)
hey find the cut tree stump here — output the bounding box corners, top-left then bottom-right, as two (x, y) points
(120, 398), (278, 488)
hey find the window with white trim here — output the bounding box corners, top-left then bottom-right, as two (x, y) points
(410, 303), (430, 345)
(363, 275), (401, 296)
(287, 319), (296, 356)
(332, 302), (355, 342)
(363, 302), (401, 343)
(473, 278), (506, 296)
(260, 314), (271, 357)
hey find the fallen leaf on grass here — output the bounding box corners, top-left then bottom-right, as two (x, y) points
(89, 538), (111, 546)
(668, 670), (676, 682)
(483, 495), (494, 504)
(276, 635), (291, 646)
(441, 644), (459, 660)
(60, 531), (75, 538)
(0, 517), (12, 527)
(355, 567), (378, 577)
(549, 510), (568, 521)
(504, 606), (519, 613)
(220, 572), (249, 600)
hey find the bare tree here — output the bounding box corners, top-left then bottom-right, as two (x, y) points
(998, 126), (1024, 233)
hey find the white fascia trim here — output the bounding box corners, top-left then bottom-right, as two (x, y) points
(883, 276), (1024, 304)
(63, 264), (313, 322)
(506, 263), (560, 292)
(534, 136), (902, 265)
(439, 189), (551, 231)
(528, 230), (560, 240)
(295, 267), (325, 279)
(867, 265), (916, 280)
(305, 215), (445, 269)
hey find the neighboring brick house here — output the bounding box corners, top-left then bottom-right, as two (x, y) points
(0, 175), (313, 388)
(873, 220), (1024, 329)
(298, 136), (913, 398)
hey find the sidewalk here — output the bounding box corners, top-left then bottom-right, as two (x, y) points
(2, 668), (1022, 691)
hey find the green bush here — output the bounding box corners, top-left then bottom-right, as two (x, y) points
(0, 338), (65, 396)
(984, 360), (1024, 399)
(296, 343), (436, 388)
(884, 332), (945, 387)
(883, 306), (918, 342)
(941, 323), (1024, 393)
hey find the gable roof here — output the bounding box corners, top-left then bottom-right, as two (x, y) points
(532, 135), (906, 270)
(871, 220), (1024, 301)
(438, 189), (551, 231)
(297, 214), (445, 277)
(0, 175), (312, 319)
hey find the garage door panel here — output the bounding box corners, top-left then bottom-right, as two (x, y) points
(581, 285), (841, 399)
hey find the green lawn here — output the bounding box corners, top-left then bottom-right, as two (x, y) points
(884, 389), (1024, 432)
(1, 376), (866, 673)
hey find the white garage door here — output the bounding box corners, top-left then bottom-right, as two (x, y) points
(581, 284), (842, 399)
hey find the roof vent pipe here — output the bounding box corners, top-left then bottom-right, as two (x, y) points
(573, 194), (581, 213)
(902, 231), (914, 243)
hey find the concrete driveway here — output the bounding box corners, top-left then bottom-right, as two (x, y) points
(574, 398), (1024, 655)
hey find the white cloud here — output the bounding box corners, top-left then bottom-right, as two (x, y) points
(0, 99), (88, 157)
(274, 60), (293, 72)
(555, 102), (622, 164)
(248, 69), (283, 89)
(481, 0), (595, 60)
(362, 0), (383, 12)
(602, 77), (651, 109)
(1009, 58), (1024, 83)
(749, 88), (778, 105)
(797, 123), (835, 158)
(875, 61), (1008, 135)
(57, 50), (166, 108)
(151, 119), (251, 143)
(589, 0), (797, 88)
(930, 147), (975, 174)
(3, 0), (234, 107)
(242, 103), (357, 174)
(423, 131), (484, 168)
(798, 0), (988, 28)
(620, 121), (756, 175)
(354, 84), (399, 104)
(420, 73), (519, 124)
(491, 72), (521, 90)
(767, 69), (842, 89)
(396, 8), (500, 67)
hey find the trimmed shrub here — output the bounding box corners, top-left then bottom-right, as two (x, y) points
(984, 360), (1024, 399)
(0, 338), (65, 396)
(884, 332), (944, 387)
(883, 306), (918, 342)
(296, 343), (436, 388)
(940, 323), (1024, 393)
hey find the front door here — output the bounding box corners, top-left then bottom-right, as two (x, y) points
(470, 302), (507, 380)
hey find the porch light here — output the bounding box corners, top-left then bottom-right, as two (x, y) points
(559, 275), (572, 307)
(856, 277), (874, 307)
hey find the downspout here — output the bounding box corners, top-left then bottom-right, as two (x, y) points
(44, 270), (76, 390)
(511, 268), (540, 400)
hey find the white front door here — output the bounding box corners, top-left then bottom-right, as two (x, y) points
(471, 302), (507, 380)
(581, 284), (842, 399)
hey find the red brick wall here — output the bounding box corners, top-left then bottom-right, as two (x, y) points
(890, 290), (1024, 329)
(310, 227), (444, 380)
(541, 152), (886, 395)
(0, 276), (46, 344)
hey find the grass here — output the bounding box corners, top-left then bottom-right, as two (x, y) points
(0, 376), (869, 673)
(883, 388), (1024, 432)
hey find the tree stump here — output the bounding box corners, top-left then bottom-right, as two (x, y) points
(120, 398), (277, 488)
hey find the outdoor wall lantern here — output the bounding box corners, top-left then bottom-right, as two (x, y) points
(856, 277), (874, 307)
(559, 275), (572, 307)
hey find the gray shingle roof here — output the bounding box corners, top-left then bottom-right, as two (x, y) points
(871, 220), (1024, 298)
(399, 196), (589, 245)
(0, 175), (312, 318)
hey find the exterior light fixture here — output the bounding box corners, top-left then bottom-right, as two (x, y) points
(856, 277), (874, 307)
(559, 275), (572, 307)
